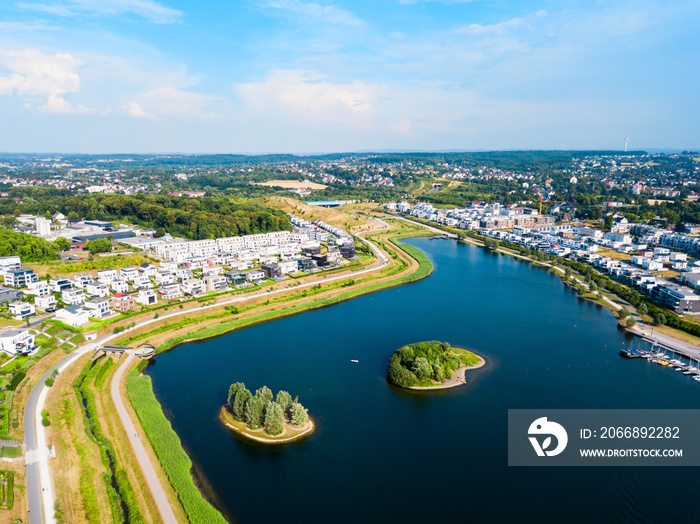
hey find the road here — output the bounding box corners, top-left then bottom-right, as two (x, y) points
(111, 353), (178, 524)
(25, 220), (392, 523)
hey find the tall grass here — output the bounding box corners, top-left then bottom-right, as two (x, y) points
(126, 370), (227, 524)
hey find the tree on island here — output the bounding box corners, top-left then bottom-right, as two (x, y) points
(245, 396), (265, 428)
(227, 382), (310, 435)
(387, 341), (480, 388)
(290, 403), (309, 426)
(264, 402), (285, 435)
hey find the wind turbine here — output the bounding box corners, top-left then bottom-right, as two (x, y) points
(624, 136), (628, 153)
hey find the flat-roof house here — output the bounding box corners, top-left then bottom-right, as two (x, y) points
(86, 282), (110, 298)
(278, 260), (299, 274)
(120, 267), (139, 281)
(0, 328), (36, 355)
(155, 271), (175, 285)
(97, 268), (118, 284)
(311, 254), (328, 267)
(73, 274), (94, 288)
(4, 267), (39, 288)
(261, 264), (282, 279)
(111, 293), (136, 312)
(297, 258), (313, 271)
(9, 301), (35, 320)
(245, 269), (265, 282)
(0, 256), (21, 272)
(35, 294), (57, 312)
(110, 280), (129, 294)
(136, 289), (158, 306)
(62, 288), (86, 305)
(339, 243), (355, 259)
(26, 281), (51, 297)
(181, 279), (206, 296)
(223, 271), (247, 286)
(0, 286), (23, 304)
(56, 305), (89, 327)
(204, 275), (227, 293)
(83, 298), (112, 319)
(132, 275), (153, 290)
(50, 278), (72, 293)
(158, 283), (183, 301)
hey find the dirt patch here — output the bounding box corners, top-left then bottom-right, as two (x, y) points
(255, 180), (327, 190)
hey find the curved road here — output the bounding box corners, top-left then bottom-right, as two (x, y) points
(25, 221), (391, 523)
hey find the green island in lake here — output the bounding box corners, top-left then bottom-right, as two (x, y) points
(220, 382), (314, 444)
(386, 341), (485, 389)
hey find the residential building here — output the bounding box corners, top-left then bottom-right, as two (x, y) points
(312, 254), (328, 267)
(278, 260), (299, 274)
(155, 271), (175, 285)
(62, 288), (86, 305)
(35, 294), (57, 312)
(50, 278), (72, 293)
(653, 284), (700, 314)
(339, 243), (355, 258)
(138, 263), (158, 277)
(181, 279), (206, 296)
(111, 293), (137, 312)
(298, 258), (314, 271)
(120, 267), (139, 281)
(73, 274), (94, 288)
(158, 283), (183, 301)
(56, 305), (89, 327)
(0, 256), (21, 272)
(26, 281), (51, 297)
(0, 328), (36, 355)
(0, 287), (22, 304)
(97, 268), (118, 284)
(9, 301), (35, 320)
(110, 280), (129, 294)
(86, 282), (110, 298)
(83, 298), (112, 319)
(244, 269), (265, 282)
(223, 271), (247, 286)
(136, 289), (158, 306)
(3, 267), (39, 288)
(204, 275), (227, 293)
(132, 275), (153, 289)
(261, 264), (282, 279)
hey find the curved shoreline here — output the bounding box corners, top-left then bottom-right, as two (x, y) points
(407, 356), (486, 390)
(219, 407), (315, 444)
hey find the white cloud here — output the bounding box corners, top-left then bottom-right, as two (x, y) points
(17, 0), (183, 24)
(40, 93), (96, 114)
(235, 69), (378, 126)
(125, 86), (221, 119)
(123, 100), (158, 119)
(0, 49), (80, 97)
(263, 0), (363, 27)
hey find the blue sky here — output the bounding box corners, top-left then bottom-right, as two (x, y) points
(0, 0), (698, 153)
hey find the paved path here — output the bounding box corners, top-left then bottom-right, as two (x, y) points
(111, 352), (179, 524)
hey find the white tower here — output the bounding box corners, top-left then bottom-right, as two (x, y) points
(624, 136), (628, 153)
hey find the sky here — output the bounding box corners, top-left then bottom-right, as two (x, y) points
(0, 0), (698, 153)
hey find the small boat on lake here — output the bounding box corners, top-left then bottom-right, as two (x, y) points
(350, 359), (359, 363)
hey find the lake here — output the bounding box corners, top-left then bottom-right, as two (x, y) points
(146, 238), (700, 524)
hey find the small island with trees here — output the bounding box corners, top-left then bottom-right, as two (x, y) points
(220, 382), (314, 444)
(386, 341), (485, 390)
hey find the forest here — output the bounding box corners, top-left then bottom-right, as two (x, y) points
(226, 383), (309, 435)
(386, 341), (480, 388)
(0, 229), (63, 263)
(0, 192), (291, 240)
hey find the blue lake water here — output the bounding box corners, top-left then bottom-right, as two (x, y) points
(146, 238), (700, 524)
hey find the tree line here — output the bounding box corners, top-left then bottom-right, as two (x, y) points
(0, 192), (291, 240)
(0, 229), (63, 263)
(226, 383), (309, 435)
